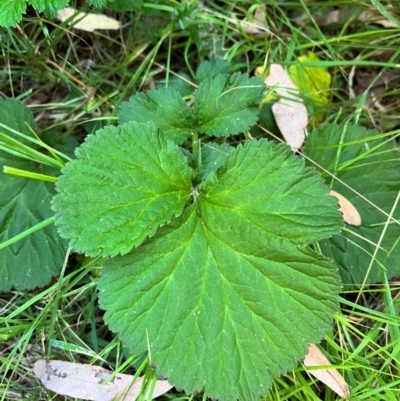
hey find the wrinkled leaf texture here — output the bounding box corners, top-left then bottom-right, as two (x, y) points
(53, 122), (193, 257)
(118, 72), (265, 143)
(96, 136), (342, 401)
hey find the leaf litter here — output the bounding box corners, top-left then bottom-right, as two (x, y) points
(262, 64), (308, 150)
(304, 344), (350, 399)
(34, 359), (173, 401)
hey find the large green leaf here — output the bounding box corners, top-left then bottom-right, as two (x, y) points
(0, 0), (26, 27)
(99, 139), (342, 401)
(53, 122), (193, 257)
(118, 87), (193, 144)
(193, 73), (265, 136)
(0, 99), (68, 291)
(304, 123), (400, 286)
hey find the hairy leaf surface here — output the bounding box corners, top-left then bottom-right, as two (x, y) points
(305, 123), (400, 286)
(193, 73), (265, 136)
(0, 99), (68, 291)
(99, 139), (342, 401)
(196, 142), (233, 183)
(195, 58), (231, 83)
(118, 87), (193, 144)
(53, 122), (193, 257)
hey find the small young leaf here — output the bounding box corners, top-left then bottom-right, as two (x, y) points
(304, 123), (400, 286)
(105, 0), (144, 12)
(118, 87), (193, 144)
(195, 58), (231, 84)
(53, 122), (193, 257)
(196, 142), (233, 183)
(156, 72), (194, 98)
(193, 73), (265, 136)
(30, 0), (69, 18)
(99, 139), (342, 401)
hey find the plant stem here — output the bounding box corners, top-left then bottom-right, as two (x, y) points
(192, 130), (198, 157)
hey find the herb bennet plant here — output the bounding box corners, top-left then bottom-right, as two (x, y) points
(52, 60), (343, 400)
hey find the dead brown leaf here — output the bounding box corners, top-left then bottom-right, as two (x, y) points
(263, 64), (308, 150)
(240, 7), (269, 34)
(57, 7), (121, 32)
(33, 359), (173, 401)
(330, 190), (362, 226)
(304, 344), (350, 399)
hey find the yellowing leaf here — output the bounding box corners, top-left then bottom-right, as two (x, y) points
(263, 64), (308, 149)
(288, 52), (331, 125)
(33, 359), (173, 401)
(57, 7), (121, 32)
(330, 190), (362, 227)
(304, 344), (350, 399)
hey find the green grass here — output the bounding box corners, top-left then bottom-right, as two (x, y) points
(1, 1), (400, 400)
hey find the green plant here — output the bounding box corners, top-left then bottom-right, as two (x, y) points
(0, 99), (69, 291)
(0, 0), (145, 27)
(0, 0), (196, 28)
(304, 123), (400, 287)
(51, 60), (343, 400)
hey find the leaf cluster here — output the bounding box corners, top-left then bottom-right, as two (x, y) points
(52, 64), (344, 400)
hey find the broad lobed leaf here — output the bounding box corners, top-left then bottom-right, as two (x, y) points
(53, 122), (193, 257)
(0, 161), (68, 291)
(0, 0), (26, 27)
(200, 140), (343, 244)
(305, 123), (400, 286)
(193, 73), (265, 136)
(0, 99), (68, 291)
(99, 138), (342, 401)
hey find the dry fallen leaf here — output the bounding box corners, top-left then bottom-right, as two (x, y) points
(357, 9), (399, 28)
(301, 7), (399, 29)
(57, 7), (121, 32)
(240, 7), (269, 34)
(304, 344), (350, 399)
(330, 190), (362, 226)
(34, 359), (173, 401)
(263, 64), (308, 150)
